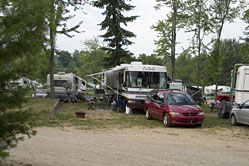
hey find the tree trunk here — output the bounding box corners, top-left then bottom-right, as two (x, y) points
(214, 20), (224, 102)
(49, 1), (56, 98)
(171, 2), (177, 81)
(197, 1), (202, 89)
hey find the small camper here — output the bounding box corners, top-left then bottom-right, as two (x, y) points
(47, 72), (86, 98)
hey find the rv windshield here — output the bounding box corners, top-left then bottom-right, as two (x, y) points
(126, 71), (167, 89)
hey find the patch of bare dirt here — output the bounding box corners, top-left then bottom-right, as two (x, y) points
(4, 126), (249, 166)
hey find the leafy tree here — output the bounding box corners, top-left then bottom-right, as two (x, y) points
(185, 0), (214, 88)
(45, 0), (83, 98)
(0, 0), (48, 159)
(154, 0), (188, 80)
(57, 50), (73, 69)
(242, 9), (249, 43)
(76, 38), (107, 78)
(218, 39), (245, 85)
(137, 53), (165, 66)
(175, 50), (196, 85)
(93, 0), (138, 68)
(209, 0), (244, 101)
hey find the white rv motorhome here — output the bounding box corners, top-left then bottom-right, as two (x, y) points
(87, 62), (168, 114)
(234, 65), (249, 105)
(47, 72), (86, 98)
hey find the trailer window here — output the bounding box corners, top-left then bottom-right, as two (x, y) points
(54, 80), (70, 87)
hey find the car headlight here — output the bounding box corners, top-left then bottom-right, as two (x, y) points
(198, 112), (204, 115)
(169, 112), (180, 115)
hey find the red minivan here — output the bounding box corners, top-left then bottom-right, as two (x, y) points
(144, 90), (204, 127)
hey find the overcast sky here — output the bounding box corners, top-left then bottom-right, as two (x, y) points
(57, 0), (247, 57)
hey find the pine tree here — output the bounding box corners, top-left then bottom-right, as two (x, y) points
(0, 0), (48, 159)
(93, 0), (138, 67)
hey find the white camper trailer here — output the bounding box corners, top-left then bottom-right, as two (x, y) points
(234, 65), (249, 105)
(87, 62), (168, 114)
(47, 72), (86, 98)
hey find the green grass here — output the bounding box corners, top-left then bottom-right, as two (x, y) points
(24, 98), (248, 130)
(201, 105), (232, 128)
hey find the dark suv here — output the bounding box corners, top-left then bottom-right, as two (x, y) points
(144, 90), (204, 127)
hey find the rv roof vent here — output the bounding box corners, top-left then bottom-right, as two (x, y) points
(58, 72), (66, 75)
(131, 61), (142, 65)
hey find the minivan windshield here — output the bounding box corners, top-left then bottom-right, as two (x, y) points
(165, 93), (194, 105)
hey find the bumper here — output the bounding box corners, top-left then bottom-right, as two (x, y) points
(169, 115), (204, 125)
(126, 99), (145, 109)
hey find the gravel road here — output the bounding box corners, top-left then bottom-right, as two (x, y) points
(5, 127), (249, 166)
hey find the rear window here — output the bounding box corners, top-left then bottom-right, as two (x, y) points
(165, 93), (194, 105)
(54, 80), (70, 87)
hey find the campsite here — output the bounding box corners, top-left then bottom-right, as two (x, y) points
(2, 98), (249, 166)
(1, 1), (249, 166)
(3, 62), (248, 166)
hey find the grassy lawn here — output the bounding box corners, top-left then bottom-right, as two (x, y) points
(22, 98), (249, 131)
(201, 105), (232, 128)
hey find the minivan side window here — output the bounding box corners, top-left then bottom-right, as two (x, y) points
(151, 92), (158, 101)
(147, 91), (156, 101)
(157, 92), (164, 104)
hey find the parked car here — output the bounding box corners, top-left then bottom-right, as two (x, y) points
(144, 90), (204, 127)
(230, 100), (249, 126)
(32, 89), (48, 98)
(217, 94), (235, 103)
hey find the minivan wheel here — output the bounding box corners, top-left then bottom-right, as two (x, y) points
(195, 123), (203, 128)
(163, 113), (171, 127)
(146, 108), (152, 120)
(231, 115), (238, 126)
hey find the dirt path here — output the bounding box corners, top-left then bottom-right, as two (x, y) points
(5, 127), (249, 166)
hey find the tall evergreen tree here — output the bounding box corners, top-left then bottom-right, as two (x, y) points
(93, 0), (138, 67)
(0, 0), (48, 159)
